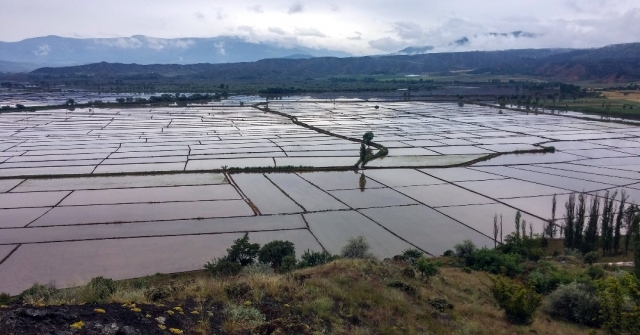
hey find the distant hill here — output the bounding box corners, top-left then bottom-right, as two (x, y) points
(26, 43), (640, 83)
(0, 35), (349, 71)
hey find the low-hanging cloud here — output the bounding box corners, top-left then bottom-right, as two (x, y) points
(294, 27), (326, 37)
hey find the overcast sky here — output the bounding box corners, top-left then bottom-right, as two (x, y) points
(2, 0), (640, 55)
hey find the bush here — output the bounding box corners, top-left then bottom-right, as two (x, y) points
(341, 236), (373, 259)
(82, 276), (117, 302)
(594, 272), (640, 334)
(469, 248), (522, 277)
(204, 257), (242, 276)
(584, 251), (600, 265)
(415, 257), (439, 280)
(224, 302), (266, 329)
(386, 280), (417, 295)
(428, 297), (454, 312)
(587, 266), (605, 280)
(454, 240), (476, 265)
(19, 283), (57, 303)
(298, 249), (336, 268)
(527, 269), (574, 294)
(492, 276), (542, 325)
(545, 282), (600, 326)
(443, 250), (454, 257)
(258, 240), (295, 269)
(0, 292), (12, 305)
(402, 248), (423, 263)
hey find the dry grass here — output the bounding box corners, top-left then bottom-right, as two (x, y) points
(602, 91), (640, 103)
(15, 257), (607, 335)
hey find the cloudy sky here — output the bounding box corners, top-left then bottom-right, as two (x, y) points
(2, 0), (640, 55)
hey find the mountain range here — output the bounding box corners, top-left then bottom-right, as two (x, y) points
(0, 35), (350, 72)
(22, 43), (640, 83)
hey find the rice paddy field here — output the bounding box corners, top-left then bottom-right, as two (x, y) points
(1, 101), (640, 295)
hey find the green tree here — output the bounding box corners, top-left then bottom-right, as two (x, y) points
(614, 190), (628, 254)
(564, 193), (576, 249)
(258, 240), (295, 269)
(226, 234), (260, 266)
(574, 192), (587, 251)
(584, 193), (601, 253)
(633, 215), (640, 278)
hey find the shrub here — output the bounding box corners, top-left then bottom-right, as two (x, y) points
(401, 267), (416, 278)
(454, 240), (476, 265)
(82, 276), (117, 302)
(258, 240), (295, 268)
(428, 297), (454, 312)
(492, 276), (542, 325)
(227, 235), (260, 266)
(594, 272), (640, 334)
(469, 248), (522, 277)
(402, 248), (423, 263)
(415, 257), (439, 280)
(584, 251), (600, 265)
(340, 236), (373, 259)
(386, 280), (417, 295)
(545, 282), (600, 326)
(224, 302), (266, 329)
(298, 250), (336, 268)
(527, 269), (574, 294)
(0, 292), (11, 305)
(443, 250), (454, 257)
(204, 257), (242, 277)
(19, 283), (57, 302)
(587, 266), (606, 280)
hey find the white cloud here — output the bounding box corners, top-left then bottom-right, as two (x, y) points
(369, 37), (406, 51)
(214, 42), (225, 55)
(294, 27), (326, 37)
(34, 44), (51, 56)
(269, 27), (287, 35)
(1, 0), (640, 56)
(247, 5), (263, 13)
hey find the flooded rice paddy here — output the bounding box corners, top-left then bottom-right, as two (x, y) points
(1, 101), (640, 294)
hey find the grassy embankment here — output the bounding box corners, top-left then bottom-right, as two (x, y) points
(3, 238), (628, 335)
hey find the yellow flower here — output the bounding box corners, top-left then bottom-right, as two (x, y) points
(169, 328), (184, 334)
(94, 308), (106, 314)
(244, 301), (252, 306)
(145, 314), (152, 318)
(190, 310), (200, 315)
(130, 308), (142, 313)
(0, 305), (8, 309)
(166, 310), (175, 315)
(158, 324), (167, 330)
(173, 306), (183, 312)
(284, 304), (290, 308)
(70, 321), (85, 330)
